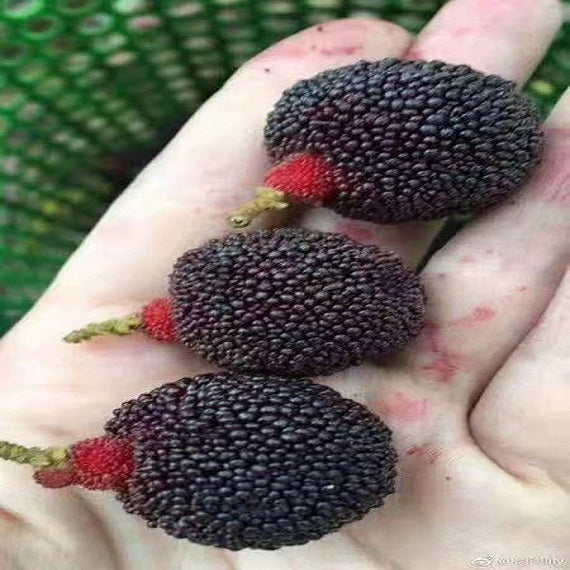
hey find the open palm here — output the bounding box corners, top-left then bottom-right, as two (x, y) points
(1, 1), (569, 568)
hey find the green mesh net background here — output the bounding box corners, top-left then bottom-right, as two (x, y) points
(1, 0), (569, 333)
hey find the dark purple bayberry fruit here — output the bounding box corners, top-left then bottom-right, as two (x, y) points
(64, 229), (425, 377)
(228, 59), (544, 227)
(0, 373), (398, 550)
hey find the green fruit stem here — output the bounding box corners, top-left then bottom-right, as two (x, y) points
(0, 441), (71, 469)
(228, 187), (290, 228)
(63, 314), (144, 343)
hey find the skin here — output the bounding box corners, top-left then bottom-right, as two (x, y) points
(0, 0), (568, 568)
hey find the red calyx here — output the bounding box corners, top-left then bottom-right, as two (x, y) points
(71, 437), (135, 491)
(34, 437), (134, 491)
(34, 467), (77, 489)
(263, 153), (338, 203)
(141, 297), (177, 342)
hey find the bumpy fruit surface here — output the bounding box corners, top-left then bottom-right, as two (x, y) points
(261, 58), (544, 222)
(106, 373), (398, 550)
(169, 228), (425, 376)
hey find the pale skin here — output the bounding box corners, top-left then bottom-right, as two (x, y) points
(0, 0), (568, 568)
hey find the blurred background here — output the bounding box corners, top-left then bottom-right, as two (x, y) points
(0, 0), (569, 334)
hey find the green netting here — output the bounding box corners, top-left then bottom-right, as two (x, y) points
(1, 0), (569, 333)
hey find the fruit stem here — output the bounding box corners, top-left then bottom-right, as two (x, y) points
(227, 187), (290, 228)
(0, 441), (70, 469)
(63, 314), (144, 343)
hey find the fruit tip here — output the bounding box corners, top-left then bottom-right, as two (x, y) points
(227, 213), (253, 228)
(63, 330), (84, 343)
(226, 187), (290, 229)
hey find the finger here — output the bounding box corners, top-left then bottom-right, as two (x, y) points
(405, 0), (561, 83)
(401, 1), (563, 402)
(33, 19), (411, 314)
(299, 0), (561, 265)
(406, 87), (568, 402)
(470, 265), (570, 486)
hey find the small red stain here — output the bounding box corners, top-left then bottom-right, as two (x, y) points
(282, 45), (309, 59)
(452, 306), (496, 328)
(258, 43), (308, 61)
(420, 308), (495, 380)
(317, 25), (324, 32)
(445, 476), (452, 481)
(423, 358), (460, 382)
(405, 444), (442, 465)
(459, 254), (477, 264)
(420, 321), (462, 383)
(473, 307), (496, 321)
(375, 391), (430, 424)
(507, 285), (529, 298)
(404, 47), (425, 60)
(320, 45), (362, 57)
(335, 221), (376, 244)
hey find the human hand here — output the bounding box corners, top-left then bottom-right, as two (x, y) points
(0, 1), (568, 568)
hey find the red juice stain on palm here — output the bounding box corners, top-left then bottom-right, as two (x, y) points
(423, 358), (460, 383)
(405, 444), (442, 465)
(472, 307), (496, 321)
(404, 47), (425, 60)
(454, 306), (496, 327)
(319, 46), (362, 57)
(420, 307), (496, 381)
(375, 391), (430, 424)
(459, 254), (477, 264)
(421, 321), (462, 382)
(335, 221), (376, 244)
